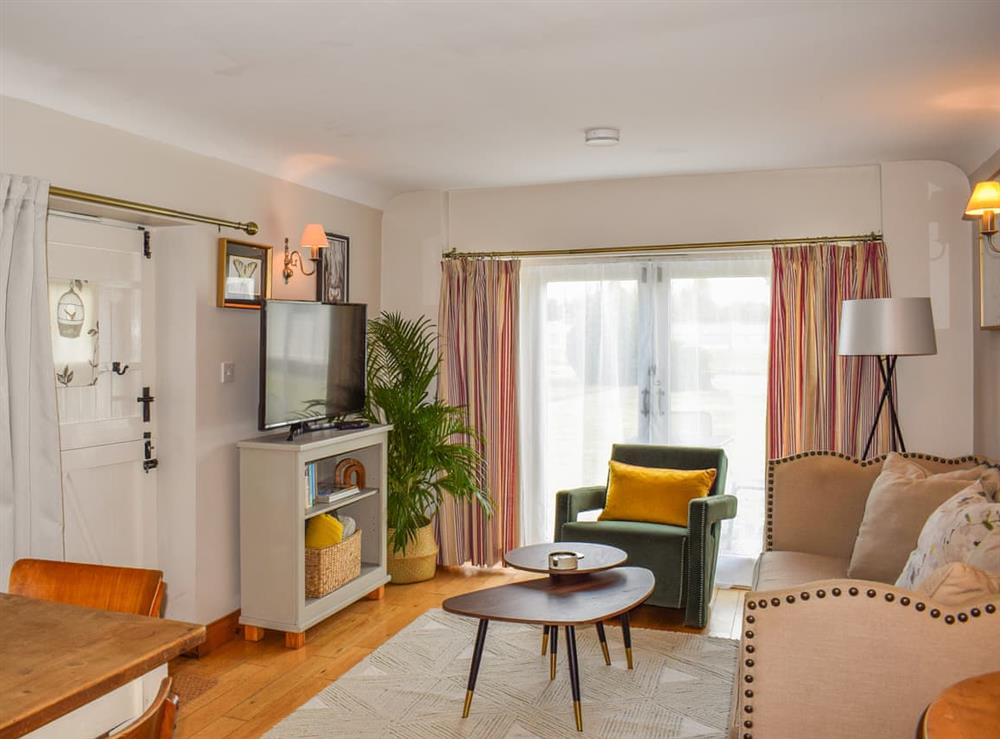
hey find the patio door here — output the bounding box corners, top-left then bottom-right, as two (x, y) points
(519, 252), (771, 582)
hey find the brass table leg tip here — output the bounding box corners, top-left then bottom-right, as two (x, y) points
(574, 700), (583, 732)
(541, 633), (549, 656)
(462, 689), (473, 718)
(626, 647), (634, 670)
(600, 642), (611, 666)
(550, 654), (556, 680)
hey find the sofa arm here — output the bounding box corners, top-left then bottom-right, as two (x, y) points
(733, 579), (1000, 739)
(554, 486), (607, 541)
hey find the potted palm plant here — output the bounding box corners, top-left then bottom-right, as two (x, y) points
(364, 311), (492, 583)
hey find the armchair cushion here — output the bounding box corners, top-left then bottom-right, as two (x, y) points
(599, 460), (717, 527)
(561, 519), (688, 606)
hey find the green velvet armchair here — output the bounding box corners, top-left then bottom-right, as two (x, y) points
(554, 444), (734, 628)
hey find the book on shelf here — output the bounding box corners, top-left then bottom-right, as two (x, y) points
(304, 463), (321, 509)
(315, 485), (360, 505)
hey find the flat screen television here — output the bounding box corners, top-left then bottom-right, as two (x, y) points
(258, 301), (367, 432)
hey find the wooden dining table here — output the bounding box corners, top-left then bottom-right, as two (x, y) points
(0, 592), (205, 738)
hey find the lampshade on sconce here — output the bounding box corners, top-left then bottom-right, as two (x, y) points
(283, 223), (329, 284)
(838, 297), (937, 459)
(965, 180), (1000, 252)
(300, 224), (329, 255)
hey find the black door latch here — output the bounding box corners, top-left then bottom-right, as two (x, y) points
(143, 432), (158, 473)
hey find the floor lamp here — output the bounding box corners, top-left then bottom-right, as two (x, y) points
(838, 298), (937, 459)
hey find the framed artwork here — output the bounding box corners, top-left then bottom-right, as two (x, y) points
(319, 232), (350, 303)
(217, 238), (272, 309)
(980, 240), (1000, 329)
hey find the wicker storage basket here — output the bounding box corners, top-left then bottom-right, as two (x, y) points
(305, 530), (362, 598)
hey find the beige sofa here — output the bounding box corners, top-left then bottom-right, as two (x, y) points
(731, 452), (1000, 739)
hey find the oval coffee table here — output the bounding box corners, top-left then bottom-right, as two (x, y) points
(504, 542), (629, 670)
(442, 565), (654, 732)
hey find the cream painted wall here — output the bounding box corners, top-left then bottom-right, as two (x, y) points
(382, 162), (974, 459)
(1, 96), (382, 623)
(881, 161), (973, 457)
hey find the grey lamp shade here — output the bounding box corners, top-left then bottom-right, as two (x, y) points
(838, 298), (937, 356)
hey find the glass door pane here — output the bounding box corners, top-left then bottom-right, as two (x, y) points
(648, 253), (771, 572)
(519, 260), (645, 544)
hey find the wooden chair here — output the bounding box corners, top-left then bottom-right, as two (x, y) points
(8, 558), (165, 617)
(101, 677), (179, 739)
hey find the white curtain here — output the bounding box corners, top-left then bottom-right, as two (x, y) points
(519, 252), (771, 584)
(0, 174), (63, 588)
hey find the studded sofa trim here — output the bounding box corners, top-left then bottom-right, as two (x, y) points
(764, 451), (987, 552)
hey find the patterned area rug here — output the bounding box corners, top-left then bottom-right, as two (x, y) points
(266, 609), (737, 738)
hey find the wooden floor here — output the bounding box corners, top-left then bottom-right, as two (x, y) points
(170, 566), (745, 738)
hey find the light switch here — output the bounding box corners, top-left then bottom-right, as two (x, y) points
(220, 361), (235, 384)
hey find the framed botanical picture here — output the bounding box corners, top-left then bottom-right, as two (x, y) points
(319, 232), (349, 304)
(217, 238), (272, 309)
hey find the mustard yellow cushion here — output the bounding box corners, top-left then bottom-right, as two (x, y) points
(305, 514), (344, 549)
(598, 460), (717, 527)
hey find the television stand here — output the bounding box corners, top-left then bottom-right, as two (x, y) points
(238, 424), (391, 648)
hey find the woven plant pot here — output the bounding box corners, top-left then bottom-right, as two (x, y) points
(387, 522), (438, 584)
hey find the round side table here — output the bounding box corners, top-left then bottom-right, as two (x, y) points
(920, 671), (1000, 738)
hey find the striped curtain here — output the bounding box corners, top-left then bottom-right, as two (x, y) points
(767, 240), (892, 459)
(437, 258), (520, 566)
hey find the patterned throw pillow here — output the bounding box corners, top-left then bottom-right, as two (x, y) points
(897, 480), (1000, 590)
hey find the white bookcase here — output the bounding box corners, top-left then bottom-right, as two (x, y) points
(237, 424), (391, 648)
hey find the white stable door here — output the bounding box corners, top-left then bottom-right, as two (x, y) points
(47, 215), (157, 568)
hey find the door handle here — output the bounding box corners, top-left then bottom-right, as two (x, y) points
(112, 361), (129, 375)
(641, 388), (650, 417)
(137, 386), (155, 422)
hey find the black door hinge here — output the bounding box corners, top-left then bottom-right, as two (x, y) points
(143, 230), (151, 259)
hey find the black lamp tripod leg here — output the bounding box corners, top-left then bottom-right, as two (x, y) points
(862, 357), (892, 459)
(882, 356), (906, 452)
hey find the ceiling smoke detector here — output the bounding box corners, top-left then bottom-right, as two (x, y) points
(585, 127), (620, 146)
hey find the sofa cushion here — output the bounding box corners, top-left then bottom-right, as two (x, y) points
(896, 480), (1000, 592)
(753, 550), (849, 591)
(909, 562), (1000, 606)
(847, 453), (998, 583)
(561, 519), (686, 607)
(599, 460), (716, 527)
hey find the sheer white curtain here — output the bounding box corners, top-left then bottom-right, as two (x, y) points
(0, 174), (63, 588)
(519, 252), (771, 583)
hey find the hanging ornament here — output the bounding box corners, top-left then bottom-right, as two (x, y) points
(57, 281), (85, 338)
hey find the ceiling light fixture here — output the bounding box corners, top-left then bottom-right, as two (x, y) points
(585, 127), (620, 146)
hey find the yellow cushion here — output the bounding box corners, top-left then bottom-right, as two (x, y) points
(598, 460), (717, 527)
(305, 514), (344, 549)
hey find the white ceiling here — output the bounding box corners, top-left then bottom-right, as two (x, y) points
(2, 1), (999, 208)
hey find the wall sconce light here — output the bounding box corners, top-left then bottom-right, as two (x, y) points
(965, 180), (1000, 253)
(282, 223), (328, 283)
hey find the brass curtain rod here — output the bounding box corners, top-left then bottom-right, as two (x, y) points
(443, 232), (883, 260)
(49, 186), (259, 235)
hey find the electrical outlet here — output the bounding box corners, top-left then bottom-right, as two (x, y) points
(220, 362), (235, 384)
